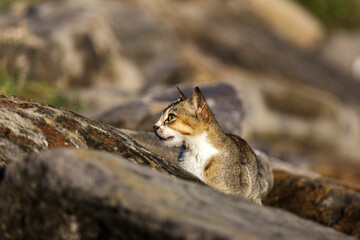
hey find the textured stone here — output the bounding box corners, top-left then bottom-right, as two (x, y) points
(123, 129), (360, 239)
(263, 170), (360, 238)
(0, 148), (353, 240)
(0, 94), (197, 182)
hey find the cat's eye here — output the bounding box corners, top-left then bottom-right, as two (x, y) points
(167, 114), (176, 122)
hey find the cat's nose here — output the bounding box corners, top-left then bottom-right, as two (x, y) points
(153, 124), (160, 132)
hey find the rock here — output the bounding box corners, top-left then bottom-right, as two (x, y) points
(263, 170), (360, 239)
(243, 0), (324, 49)
(2, 0), (360, 109)
(1, 0), (144, 91)
(9, 0), (357, 160)
(132, 0), (360, 104)
(321, 31), (360, 81)
(31, 0), (146, 91)
(310, 158), (360, 186)
(0, 148), (354, 240)
(95, 83), (245, 136)
(122, 129), (360, 239)
(231, 77), (360, 160)
(0, 0), (181, 113)
(0, 93), (197, 182)
(94, 100), (155, 132)
(261, 145), (360, 187)
(0, 0), (183, 111)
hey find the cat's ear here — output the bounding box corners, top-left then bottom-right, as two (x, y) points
(177, 86), (187, 101)
(190, 87), (210, 122)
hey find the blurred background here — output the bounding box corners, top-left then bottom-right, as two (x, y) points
(1, 0), (360, 185)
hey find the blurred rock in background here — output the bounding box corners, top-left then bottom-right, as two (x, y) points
(321, 31), (360, 80)
(1, 0), (360, 174)
(1, 0), (360, 161)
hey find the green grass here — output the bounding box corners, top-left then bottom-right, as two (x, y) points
(0, 72), (83, 112)
(0, 0), (11, 9)
(291, 0), (360, 30)
(0, 0), (48, 9)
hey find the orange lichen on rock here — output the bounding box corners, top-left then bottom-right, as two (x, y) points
(0, 126), (33, 149)
(333, 203), (360, 238)
(36, 124), (75, 148)
(264, 170), (360, 238)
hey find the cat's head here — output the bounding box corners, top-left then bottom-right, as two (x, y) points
(153, 87), (212, 147)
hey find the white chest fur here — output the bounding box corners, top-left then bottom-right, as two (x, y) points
(178, 132), (219, 180)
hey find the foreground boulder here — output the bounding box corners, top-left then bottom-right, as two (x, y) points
(125, 129), (360, 239)
(0, 148), (353, 240)
(264, 170), (360, 238)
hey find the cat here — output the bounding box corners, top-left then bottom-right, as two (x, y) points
(153, 86), (273, 204)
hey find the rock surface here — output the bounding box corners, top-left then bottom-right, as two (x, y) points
(124, 129), (360, 239)
(0, 94), (197, 182)
(264, 170), (360, 239)
(0, 148), (354, 240)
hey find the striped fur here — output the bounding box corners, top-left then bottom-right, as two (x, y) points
(153, 87), (273, 204)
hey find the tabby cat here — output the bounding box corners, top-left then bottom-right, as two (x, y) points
(153, 87), (273, 204)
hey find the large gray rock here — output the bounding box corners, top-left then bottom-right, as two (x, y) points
(0, 148), (354, 240)
(123, 129), (360, 239)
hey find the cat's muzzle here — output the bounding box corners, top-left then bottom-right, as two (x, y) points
(153, 124), (174, 142)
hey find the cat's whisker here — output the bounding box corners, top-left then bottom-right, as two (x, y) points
(148, 136), (157, 147)
(148, 138), (155, 147)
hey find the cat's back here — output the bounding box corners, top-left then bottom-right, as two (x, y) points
(226, 133), (273, 199)
(226, 134), (257, 165)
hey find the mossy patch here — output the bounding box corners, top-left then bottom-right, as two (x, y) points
(0, 0), (48, 9)
(292, 0), (360, 30)
(0, 72), (83, 112)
